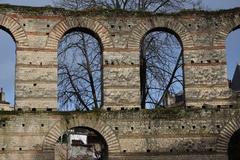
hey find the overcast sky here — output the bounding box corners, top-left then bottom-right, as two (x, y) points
(0, 0), (240, 105)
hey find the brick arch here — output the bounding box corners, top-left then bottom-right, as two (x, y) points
(213, 15), (240, 46)
(46, 17), (114, 49)
(0, 14), (28, 47)
(216, 115), (240, 153)
(42, 115), (121, 153)
(127, 18), (193, 49)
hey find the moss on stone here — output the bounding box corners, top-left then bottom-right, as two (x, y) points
(0, 106), (240, 122)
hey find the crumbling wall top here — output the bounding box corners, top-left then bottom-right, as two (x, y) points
(0, 4), (240, 18)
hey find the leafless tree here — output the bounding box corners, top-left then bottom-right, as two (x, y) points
(58, 31), (102, 111)
(55, 0), (202, 110)
(54, 0), (202, 12)
(140, 31), (183, 108)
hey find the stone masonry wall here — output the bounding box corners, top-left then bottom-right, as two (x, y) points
(0, 5), (239, 110)
(0, 108), (239, 160)
(0, 5), (240, 160)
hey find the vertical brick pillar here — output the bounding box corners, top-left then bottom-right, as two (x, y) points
(184, 45), (232, 107)
(15, 48), (57, 111)
(0, 13), (58, 111)
(181, 14), (237, 108)
(14, 16), (58, 111)
(103, 48), (141, 110)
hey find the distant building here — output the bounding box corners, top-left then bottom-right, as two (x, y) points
(162, 90), (184, 107)
(231, 64), (240, 92)
(0, 88), (6, 102)
(0, 88), (12, 111)
(55, 128), (104, 160)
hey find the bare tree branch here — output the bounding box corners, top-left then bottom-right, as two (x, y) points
(54, 0), (202, 12)
(58, 31), (102, 111)
(55, 0), (202, 110)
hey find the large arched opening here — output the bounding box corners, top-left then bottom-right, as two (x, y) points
(0, 26), (16, 109)
(140, 28), (184, 109)
(57, 27), (103, 111)
(228, 129), (240, 160)
(55, 126), (108, 160)
(226, 27), (240, 92)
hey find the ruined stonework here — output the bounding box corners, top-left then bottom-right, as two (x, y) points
(0, 4), (240, 160)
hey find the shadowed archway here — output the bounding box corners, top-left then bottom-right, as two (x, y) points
(228, 129), (240, 160)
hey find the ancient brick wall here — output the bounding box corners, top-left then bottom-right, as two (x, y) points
(0, 5), (239, 110)
(0, 108), (239, 160)
(0, 4), (240, 160)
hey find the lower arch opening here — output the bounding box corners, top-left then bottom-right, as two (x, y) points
(228, 129), (240, 160)
(55, 126), (108, 160)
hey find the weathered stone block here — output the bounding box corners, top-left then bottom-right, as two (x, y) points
(104, 67), (140, 87)
(185, 65), (227, 85)
(16, 51), (57, 66)
(16, 67), (57, 82)
(16, 83), (56, 98)
(104, 88), (140, 106)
